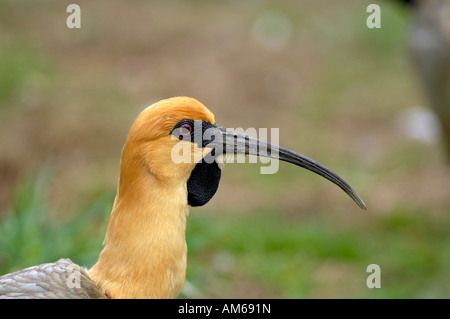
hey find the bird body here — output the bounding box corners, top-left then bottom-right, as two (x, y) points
(407, 0), (450, 158)
(0, 97), (365, 298)
(0, 259), (106, 299)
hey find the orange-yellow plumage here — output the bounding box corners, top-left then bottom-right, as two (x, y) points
(88, 96), (214, 298)
(128, 96), (215, 143)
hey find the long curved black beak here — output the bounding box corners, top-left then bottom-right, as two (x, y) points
(207, 125), (366, 210)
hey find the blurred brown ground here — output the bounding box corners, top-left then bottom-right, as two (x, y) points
(0, 0), (448, 244)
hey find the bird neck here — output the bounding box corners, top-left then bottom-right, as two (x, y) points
(88, 160), (189, 299)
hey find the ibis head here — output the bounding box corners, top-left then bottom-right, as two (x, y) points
(122, 96), (366, 209)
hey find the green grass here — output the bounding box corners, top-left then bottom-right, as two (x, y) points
(0, 171), (113, 274)
(0, 48), (54, 109)
(1, 172), (448, 298)
(184, 207), (450, 298)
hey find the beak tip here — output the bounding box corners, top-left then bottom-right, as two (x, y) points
(357, 199), (367, 210)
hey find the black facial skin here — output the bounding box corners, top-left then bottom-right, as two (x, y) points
(171, 119), (222, 207)
(186, 160), (221, 207)
(171, 120), (216, 148)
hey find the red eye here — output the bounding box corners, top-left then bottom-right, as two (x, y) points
(179, 123), (192, 136)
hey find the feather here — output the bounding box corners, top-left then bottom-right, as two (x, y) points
(0, 259), (107, 299)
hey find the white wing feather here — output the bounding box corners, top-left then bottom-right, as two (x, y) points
(0, 258), (107, 299)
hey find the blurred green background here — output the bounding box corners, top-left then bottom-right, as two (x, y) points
(0, 0), (449, 298)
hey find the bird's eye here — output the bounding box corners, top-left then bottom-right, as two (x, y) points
(179, 123), (192, 136)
